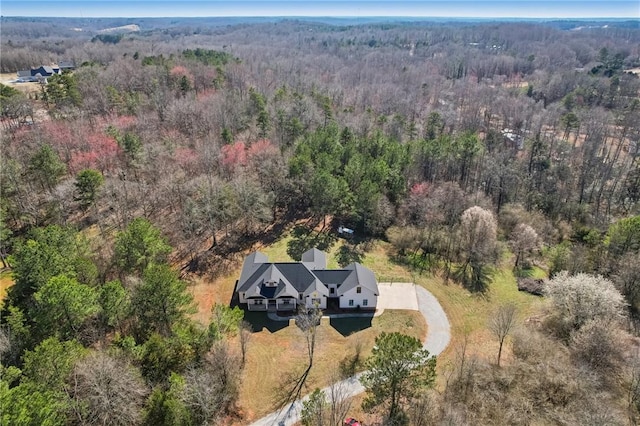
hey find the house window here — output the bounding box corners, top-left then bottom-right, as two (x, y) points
(363, 299), (368, 306)
(330, 287), (335, 294)
(312, 298), (321, 306)
(348, 299), (354, 307)
(254, 299), (263, 305)
(282, 299), (290, 305)
(356, 287), (362, 294)
(299, 293), (303, 300)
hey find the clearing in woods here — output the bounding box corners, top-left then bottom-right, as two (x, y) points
(188, 233), (542, 422)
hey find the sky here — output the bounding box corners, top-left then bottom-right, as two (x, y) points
(1, 0), (639, 19)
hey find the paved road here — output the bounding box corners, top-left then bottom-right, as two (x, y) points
(250, 284), (451, 426)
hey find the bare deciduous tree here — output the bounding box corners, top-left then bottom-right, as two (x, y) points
(300, 372), (353, 426)
(612, 253), (640, 321)
(488, 303), (518, 366)
(274, 305), (323, 411)
(302, 372), (352, 426)
(327, 372), (353, 426)
(182, 342), (242, 425)
(570, 318), (626, 374)
(71, 352), (148, 426)
(407, 391), (437, 426)
(239, 320), (252, 367)
(629, 351), (640, 425)
(296, 304), (322, 368)
(443, 334), (479, 407)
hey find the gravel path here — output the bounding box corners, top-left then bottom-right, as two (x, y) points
(250, 284), (451, 426)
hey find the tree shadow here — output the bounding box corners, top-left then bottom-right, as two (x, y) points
(254, 215), (293, 249)
(452, 263), (492, 295)
(329, 316), (373, 337)
(272, 365), (312, 412)
(513, 266), (535, 278)
(287, 225), (337, 261)
(184, 214), (294, 275)
(336, 243), (364, 267)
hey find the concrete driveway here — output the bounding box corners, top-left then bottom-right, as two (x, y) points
(376, 282), (419, 314)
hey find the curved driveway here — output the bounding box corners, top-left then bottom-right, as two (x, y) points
(250, 284), (451, 426)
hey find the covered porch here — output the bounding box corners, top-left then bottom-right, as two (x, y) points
(247, 297), (297, 311)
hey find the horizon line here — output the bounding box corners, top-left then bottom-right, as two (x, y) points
(3, 15), (638, 19)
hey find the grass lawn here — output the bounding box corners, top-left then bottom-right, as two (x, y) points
(0, 270), (14, 307)
(235, 309), (426, 422)
(415, 264), (545, 374)
(187, 232), (545, 422)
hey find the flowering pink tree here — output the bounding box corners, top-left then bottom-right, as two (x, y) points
(220, 141), (247, 176)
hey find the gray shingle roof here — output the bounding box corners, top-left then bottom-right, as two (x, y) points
(301, 248), (327, 269)
(236, 249), (377, 299)
(342, 263), (378, 295)
(238, 251), (269, 285)
(311, 269), (352, 285)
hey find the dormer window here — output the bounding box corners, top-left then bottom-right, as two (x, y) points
(264, 279), (278, 287)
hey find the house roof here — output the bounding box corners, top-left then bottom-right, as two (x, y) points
(238, 251), (269, 284)
(59, 61), (75, 68)
(237, 262), (317, 294)
(312, 269), (352, 285)
(237, 248), (378, 300)
(304, 276), (330, 297)
(31, 66), (55, 76)
(342, 263), (378, 295)
(301, 248), (327, 269)
(245, 281), (291, 299)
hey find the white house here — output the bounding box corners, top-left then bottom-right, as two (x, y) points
(235, 248), (378, 312)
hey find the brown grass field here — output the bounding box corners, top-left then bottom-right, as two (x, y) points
(233, 309), (426, 421)
(0, 72), (42, 96)
(0, 271), (14, 306)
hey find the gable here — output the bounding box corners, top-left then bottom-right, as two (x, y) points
(31, 66), (53, 76)
(301, 248), (327, 270)
(338, 263), (379, 295)
(236, 250), (377, 300)
(237, 262), (322, 295)
(238, 251), (269, 285)
(245, 280), (297, 299)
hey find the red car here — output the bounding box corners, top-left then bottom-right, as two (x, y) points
(344, 418), (362, 426)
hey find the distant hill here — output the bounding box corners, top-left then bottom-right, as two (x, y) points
(0, 16), (637, 38)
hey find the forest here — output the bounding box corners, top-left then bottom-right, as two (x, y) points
(1, 16), (640, 425)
